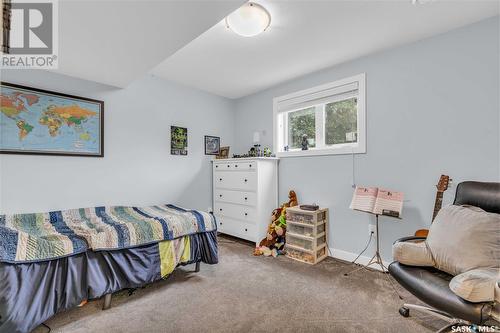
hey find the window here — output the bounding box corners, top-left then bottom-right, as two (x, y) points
(325, 98), (358, 145)
(288, 107), (316, 149)
(273, 74), (366, 157)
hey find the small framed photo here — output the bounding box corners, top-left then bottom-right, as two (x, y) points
(204, 135), (220, 155)
(216, 146), (230, 159)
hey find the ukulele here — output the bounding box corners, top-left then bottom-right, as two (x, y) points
(414, 175), (451, 237)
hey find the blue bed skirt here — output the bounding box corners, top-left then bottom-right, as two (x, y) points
(0, 231), (218, 333)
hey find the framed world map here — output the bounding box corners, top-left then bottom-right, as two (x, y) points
(0, 82), (104, 157)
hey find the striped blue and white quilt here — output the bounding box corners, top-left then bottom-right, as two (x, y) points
(0, 204), (216, 263)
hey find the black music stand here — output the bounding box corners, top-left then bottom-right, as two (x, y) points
(344, 209), (401, 298)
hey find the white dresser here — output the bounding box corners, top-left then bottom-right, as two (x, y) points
(212, 158), (279, 244)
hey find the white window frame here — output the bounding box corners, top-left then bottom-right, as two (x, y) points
(273, 73), (366, 158)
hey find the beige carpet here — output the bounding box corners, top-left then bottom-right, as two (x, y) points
(33, 235), (445, 333)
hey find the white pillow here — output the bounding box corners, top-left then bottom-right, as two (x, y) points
(449, 268), (499, 303)
(392, 240), (434, 267)
(426, 205), (500, 276)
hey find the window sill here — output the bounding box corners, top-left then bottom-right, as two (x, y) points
(275, 145), (365, 158)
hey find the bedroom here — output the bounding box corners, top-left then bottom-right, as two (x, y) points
(0, 1), (499, 333)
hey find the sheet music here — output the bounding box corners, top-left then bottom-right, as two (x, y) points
(373, 189), (404, 215)
(350, 186), (404, 216)
(349, 187), (378, 213)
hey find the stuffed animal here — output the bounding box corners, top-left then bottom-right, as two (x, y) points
(271, 208), (282, 224)
(254, 190), (298, 256)
(287, 190), (298, 207)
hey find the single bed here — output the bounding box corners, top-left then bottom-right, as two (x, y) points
(0, 204), (218, 333)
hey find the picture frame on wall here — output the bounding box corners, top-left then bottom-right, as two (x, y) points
(0, 82), (104, 157)
(204, 135), (220, 155)
(171, 126), (188, 155)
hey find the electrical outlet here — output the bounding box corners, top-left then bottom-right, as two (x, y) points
(368, 224), (376, 236)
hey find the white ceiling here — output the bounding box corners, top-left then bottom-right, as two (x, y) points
(152, 0), (499, 99)
(52, 0), (245, 87)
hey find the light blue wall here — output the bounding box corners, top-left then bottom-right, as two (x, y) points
(1, 17), (498, 263)
(233, 17), (500, 261)
(0, 71), (235, 214)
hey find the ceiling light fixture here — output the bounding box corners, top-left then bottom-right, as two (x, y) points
(411, 0), (434, 4)
(225, 2), (271, 37)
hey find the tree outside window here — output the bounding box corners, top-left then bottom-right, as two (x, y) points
(287, 107), (316, 149)
(325, 98), (357, 145)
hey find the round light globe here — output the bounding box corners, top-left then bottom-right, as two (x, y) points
(225, 2), (271, 37)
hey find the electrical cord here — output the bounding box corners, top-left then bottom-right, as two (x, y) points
(351, 147), (356, 189)
(41, 323), (51, 333)
(350, 231), (374, 264)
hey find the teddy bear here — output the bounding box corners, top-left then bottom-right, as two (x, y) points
(254, 190), (298, 257)
(254, 209), (283, 250)
(287, 190), (298, 208)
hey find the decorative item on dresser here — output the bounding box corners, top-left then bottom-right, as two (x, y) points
(216, 146), (230, 159)
(212, 157), (279, 244)
(285, 206), (329, 265)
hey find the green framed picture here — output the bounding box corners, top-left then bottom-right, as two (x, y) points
(171, 126), (187, 155)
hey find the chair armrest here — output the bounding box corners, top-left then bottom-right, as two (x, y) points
(393, 236), (427, 245)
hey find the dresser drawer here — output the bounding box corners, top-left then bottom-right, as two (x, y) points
(214, 202), (256, 222)
(214, 161), (256, 172)
(216, 216), (256, 241)
(229, 161), (256, 171)
(214, 189), (256, 206)
(214, 171), (256, 191)
(214, 162), (233, 171)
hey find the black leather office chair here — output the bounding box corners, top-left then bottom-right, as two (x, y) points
(389, 181), (500, 333)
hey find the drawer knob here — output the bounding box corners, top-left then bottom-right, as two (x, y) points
(244, 212), (248, 216)
(219, 222), (222, 225)
(249, 164), (252, 167)
(219, 194), (222, 198)
(227, 165), (230, 168)
(245, 228), (248, 232)
(219, 208), (223, 212)
(216, 165), (218, 168)
(219, 178), (222, 181)
(244, 179), (248, 182)
(244, 197), (248, 200)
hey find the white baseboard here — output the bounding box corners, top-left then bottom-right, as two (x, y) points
(328, 247), (391, 272)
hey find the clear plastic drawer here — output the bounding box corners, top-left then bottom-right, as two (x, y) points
(286, 212), (314, 224)
(316, 246), (326, 258)
(286, 247), (315, 264)
(316, 234), (326, 248)
(287, 234), (313, 250)
(287, 223), (313, 237)
(286, 210), (326, 225)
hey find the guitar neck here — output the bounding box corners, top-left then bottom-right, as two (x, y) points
(432, 192), (444, 222)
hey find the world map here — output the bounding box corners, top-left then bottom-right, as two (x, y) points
(0, 86), (101, 155)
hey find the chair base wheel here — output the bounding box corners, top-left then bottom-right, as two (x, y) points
(399, 306), (410, 317)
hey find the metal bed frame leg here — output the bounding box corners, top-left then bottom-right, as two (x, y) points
(195, 261), (200, 272)
(102, 293), (112, 310)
